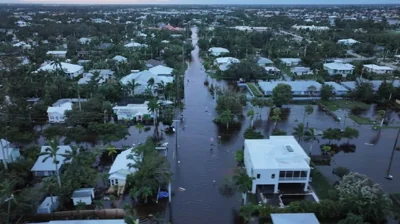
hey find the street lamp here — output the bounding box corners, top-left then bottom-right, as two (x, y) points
(385, 128), (400, 180)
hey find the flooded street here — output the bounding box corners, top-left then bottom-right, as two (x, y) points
(169, 27), (241, 224)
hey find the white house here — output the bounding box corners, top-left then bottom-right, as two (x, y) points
(72, 188), (95, 206)
(13, 41), (31, 49)
(258, 81), (322, 96)
(124, 42), (148, 48)
(78, 69), (114, 85)
(257, 57), (273, 66)
(244, 136), (311, 194)
(208, 47), (230, 56)
(0, 139), (21, 165)
(120, 70), (173, 95)
(264, 66), (281, 75)
(113, 55), (127, 63)
(323, 60), (354, 77)
(270, 213), (320, 224)
(291, 67), (313, 75)
(47, 102), (73, 123)
(36, 62), (84, 79)
(31, 145), (72, 177)
(112, 101), (151, 121)
(78, 37), (91, 44)
(292, 25), (329, 31)
(16, 20), (27, 27)
(214, 57), (240, 71)
(337, 38), (359, 46)
(148, 65), (174, 76)
(46, 51), (67, 58)
(109, 148), (138, 195)
(280, 58), (301, 67)
(324, 82), (349, 96)
(37, 196), (59, 214)
(363, 64), (394, 74)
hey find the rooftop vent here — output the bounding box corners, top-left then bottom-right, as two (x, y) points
(286, 145), (294, 152)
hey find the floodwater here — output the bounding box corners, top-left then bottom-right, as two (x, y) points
(169, 27), (242, 224)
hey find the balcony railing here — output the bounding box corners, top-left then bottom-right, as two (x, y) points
(279, 177), (308, 181)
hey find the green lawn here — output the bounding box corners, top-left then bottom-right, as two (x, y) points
(348, 114), (375, 125)
(247, 83), (263, 97)
(321, 100), (370, 111)
(311, 169), (333, 200)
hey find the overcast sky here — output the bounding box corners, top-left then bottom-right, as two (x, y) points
(1, 0), (399, 4)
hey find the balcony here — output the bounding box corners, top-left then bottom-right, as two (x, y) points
(279, 177), (308, 181)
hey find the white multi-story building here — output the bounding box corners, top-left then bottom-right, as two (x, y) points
(244, 136), (311, 194)
(323, 60), (354, 77)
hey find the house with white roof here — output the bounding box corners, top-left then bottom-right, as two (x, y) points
(292, 25), (329, 31)
(35, 62), (84, 79)
(120, 70), (173, 95)
(78, 37), (91, 44)
(46, 51), (67, 58)
(112, 101), (151, 121)
(13, 41), (31, 49)
(112, 55), (127, 63)
(71, 188), (95, 206)
(0, 139), (20, 164)
(208, 47), (230, 56)
(337, 38), (359, 46)
(324, 82), (349, 96)
(108, 148), (138, 194)
(37, 196), (59, 214)
(46, 102), (73, 123)
(78, 69), (114, 85)
(363, 64), (394, 74)
(258, 81), (322, 96)
(264, 66), (281, 75)
(270, 213), (320, 224)
(31, 145), (72, 177)
(214, 57), (240, 71)
(148, 65), (174, 76)
(244, 136), (311, 194)
(323, 60), (354, 77)
(291, 67), (313, 75)
(257, 57), (273, 66)
(280, 58), (301, 67)
(124, 42), (148, 48)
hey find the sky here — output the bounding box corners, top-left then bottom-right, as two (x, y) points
(1, 0), (400, 4)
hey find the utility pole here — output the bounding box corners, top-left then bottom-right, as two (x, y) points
(386, 128), (400, 180)
(77, 84), (82, 111)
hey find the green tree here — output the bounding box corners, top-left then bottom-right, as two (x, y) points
(247, 108), (255, 127)
(338, 213), (364, 224)
(303, 105), (314, 123)
(322, 128), (342, 144)
(321, 84), (335, 101)
(342, 127), (359, 144)
(233, 168), (253, 194)
(147, 98), (160, 139)
(292, 123), (305, 143)
(239, 204), (259, 224)
(88, 123), (129, 145)
(125, 80), (141, 96)
(377, 81), (394, 103)
(304, 128), (319, 155)
(135, 123), (145, 134)
(271, 107), (281, 129)
(107, 146), (117, 161)
(333, 167), (350, 179)
(352, 82), (375, 102)
(271, 83), (293, 107)
(217, 109), (234, 130)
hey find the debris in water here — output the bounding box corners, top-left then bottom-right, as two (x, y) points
(178, 187), (186, 191)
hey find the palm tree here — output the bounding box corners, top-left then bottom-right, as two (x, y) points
(139, 186), (153, 203)
(219, 109), (234, 130)
(126, 80), (141, 96)
(39, 139), (67, 189)
(233, 168), (253, 194)
(147, 98), (160, 139)
(303, 105), (314, 124)
(107, 146), (117, 161)
(147, 77), (155, 94)
(292, 123), (305, 143)
(93, 199), (105, 210)
(271, 107), (281, 130)
(247, 109), (255, 128)
(304, 128), (319, 155)
(0, 179), (18, 224)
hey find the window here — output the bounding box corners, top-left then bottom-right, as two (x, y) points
(301, 171), (307, 177)
(115, 179), (119, 185)
(279, 171), (285, 178)
(257, 174), (260, 179)
(286, 171), (294, 178)
(50, 116), (54, 119)
(293, 171), (300, 178)
(271, 174), (275, 179)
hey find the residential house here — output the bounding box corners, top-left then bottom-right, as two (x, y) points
(112, 55), (127, 63)
(16, 20), (28, 27)
(324, 82), (349, 96)
(77, 51), (90, 58)
(37, 196), (59, 214)
(257, 57), (274, 66)
(214, 57), (240, 71)
(78, 69), (114, 85)
(145, 59), (165, 68)
(323, 60), (354, 77)
(280, 58), (301, 67)
(124, 42), (148, 48)
(264, 66), (281, 75)
(148, 65), (173, 76)
(244, 136), (311, 194)
(291, 67), (313, 75)
(0, 139), (21, 164)
(208, 47), (230, 56)
(270, 213), (320, 224)
(120, 70), (173, 95)
(78, 37), (91, 44)
(258, 81), (322, 96)
(108, 148), (138, 195)
(112, 101), (151, 121)
(71, 188), (95, 206)
(47, 102), (72, 123)
(13, 41), (31, 49)
(337, 38), (359, 46)
(363, 64), (394, 74)
(35, 62), (84, 79)
(31, 145), (72, 177)
(395, 55), (400, 64)
(292, 25), (329, 31)
(46, 51), (67, 58)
